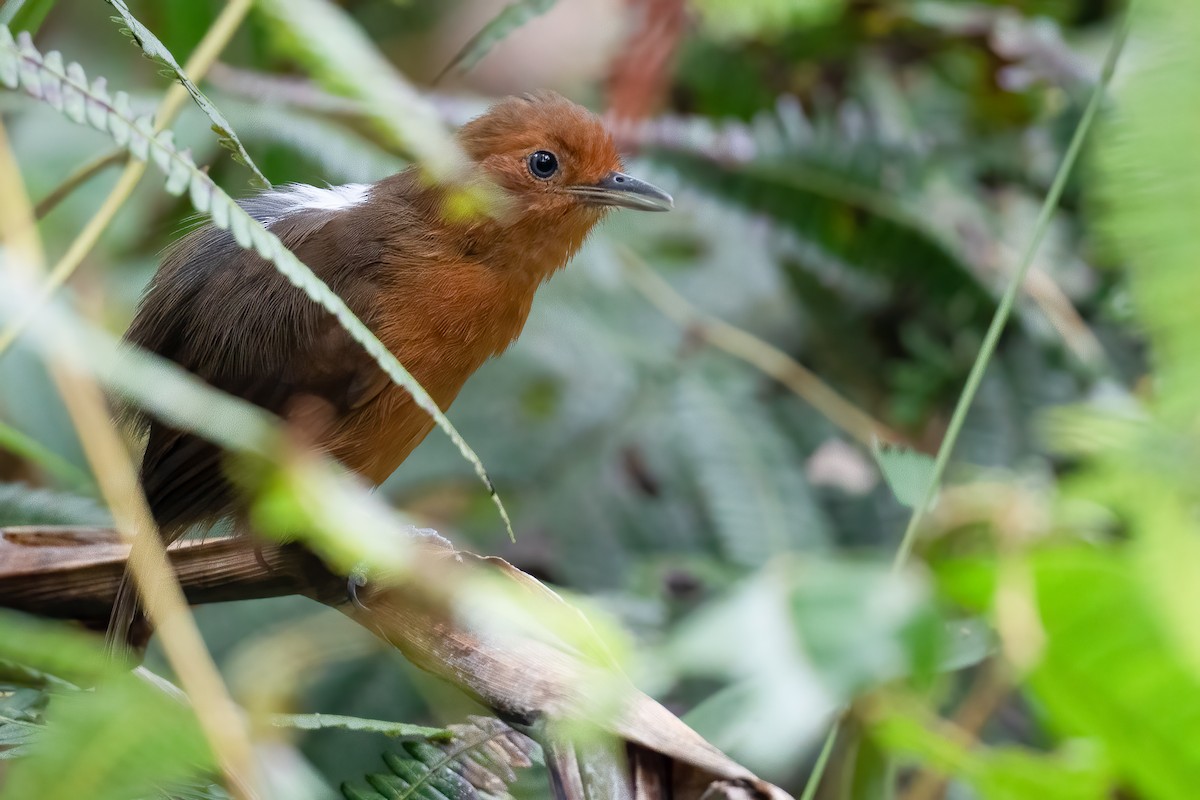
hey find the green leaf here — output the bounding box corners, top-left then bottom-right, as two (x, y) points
(0, 26), (513, 541)
(666, 559), (938, 774)
(871, 440), (936, 509)
(1096, 1), (1200, 417)
(439, 0), (558, 77)
(0, 0), (55, 34)
(0, 614), (212, 800)
(271, 713), (450, 741)
(104, 0), (269, 187)
(1027, 549), (1200, 800)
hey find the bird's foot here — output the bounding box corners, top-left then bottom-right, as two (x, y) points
(347, 563), (371, 610)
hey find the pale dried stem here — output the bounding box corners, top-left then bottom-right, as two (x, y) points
(621, 247), (902, 447)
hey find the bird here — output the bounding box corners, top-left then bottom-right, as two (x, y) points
(109, 90), (672, 647)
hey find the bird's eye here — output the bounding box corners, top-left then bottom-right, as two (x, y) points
(527, 150), (559, 180)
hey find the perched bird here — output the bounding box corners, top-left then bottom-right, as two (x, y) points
(111, 91), (671, 643)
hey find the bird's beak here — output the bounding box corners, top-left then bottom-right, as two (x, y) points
(568, 171), (674, 212)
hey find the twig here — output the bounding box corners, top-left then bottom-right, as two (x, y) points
(620, 246), (901, 447)
(0, 0), (254, 359)
(897, 659), (1010, 800)
(0, 526), (796, 800)
(0, 121), (260, 797)
(33, 149), (126, 219)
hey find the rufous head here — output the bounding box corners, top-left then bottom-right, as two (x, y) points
(457, 91), (673, 225)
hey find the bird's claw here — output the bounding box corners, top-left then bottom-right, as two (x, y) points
(347, 565), (370, 610)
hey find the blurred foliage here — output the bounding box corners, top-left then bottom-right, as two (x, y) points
(5, 0), (1195, 799)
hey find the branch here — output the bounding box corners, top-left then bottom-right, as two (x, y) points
(0, 526), (794, 800)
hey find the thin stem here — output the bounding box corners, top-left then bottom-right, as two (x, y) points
(621, 247), (901, 447)
(0, 121), (259, 799)
(890, 19), (1127, 572)
(0, 0), (254, 360)
(34, 149), (126, 219)
(799, 725), (837, 800)
(798, 19), (1129, 800)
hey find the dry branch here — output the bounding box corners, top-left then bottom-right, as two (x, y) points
(0, 526), (794, 800)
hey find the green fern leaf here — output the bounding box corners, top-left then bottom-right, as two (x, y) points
(653, 147), (993, 320)
(0, 27), (513, 540)
(674, 363), (830, 566)
(104, 0), (268, 187)
(340, 716), (539, 800)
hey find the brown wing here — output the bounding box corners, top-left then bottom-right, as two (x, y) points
(126, 200), (389, 534)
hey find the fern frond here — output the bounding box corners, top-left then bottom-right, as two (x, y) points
(103, 0), (269, 187)
(654, 147), (992, 319)
(0, 27), (512, 539)
(340, 716), (539, 800)
(674, 364), (830, 566)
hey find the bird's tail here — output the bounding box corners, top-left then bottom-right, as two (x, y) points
(104, 568), (143, 658)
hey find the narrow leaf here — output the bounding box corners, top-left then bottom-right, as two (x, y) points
(0, 27), (513, 540)
(104, 0), (269, 187)
(270, 713), (450, 741)
(440, 0), (558, 77)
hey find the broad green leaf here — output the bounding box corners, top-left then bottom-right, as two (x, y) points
(105, 0), (269, 187)
(439, 0), (558, 77)
(871, 441), (936, 509)
(0, 614), (212, 800)
(1028, 549), (1200, 800)
(666, 559), (938, 774)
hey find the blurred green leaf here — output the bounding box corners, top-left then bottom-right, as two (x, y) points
(871, 441), (936, 509)
(439, 0), (558, 77)
(0, 420), (93, 491)
(1097, 1), (1200, 417)
(0, 614), (213, 800)
(104, 0), (269, 187)
(1028, 549), (1200, 800)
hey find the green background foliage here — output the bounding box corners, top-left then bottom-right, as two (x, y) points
(4, 1), (1193, 799)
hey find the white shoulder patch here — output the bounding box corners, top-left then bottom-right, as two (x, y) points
(244, 182), (372, 227)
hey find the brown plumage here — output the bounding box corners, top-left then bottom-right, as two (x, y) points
(109, 91), (671, 646)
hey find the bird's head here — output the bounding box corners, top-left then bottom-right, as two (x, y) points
(457, 91), (673, 228)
